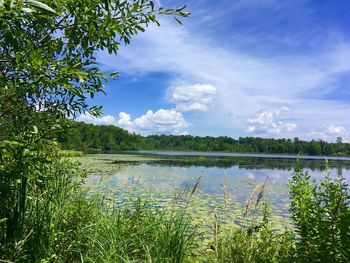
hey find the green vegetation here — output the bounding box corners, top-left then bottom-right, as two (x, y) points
(58, 121), (350, 156)
(2, 155), (349, 262)
(0, 0), (189, 261)
(59, 150), (84, 157)
(1, 1), (349, 262)
(289, 161), (350, 261)
(212, 218), (296, 262)
(0, 154), (198, 262)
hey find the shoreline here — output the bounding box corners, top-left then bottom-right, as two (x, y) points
(127, 150), (350, 161)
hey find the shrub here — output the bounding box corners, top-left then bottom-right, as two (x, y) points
(289, 161), (350, 262)
(213, 202), (295, 263)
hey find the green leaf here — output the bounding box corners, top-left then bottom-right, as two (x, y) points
(3, 140), (24, 146)
(21, 7), (35, 13)
(16, 53), (22, 63)
(26, 173), (37, 179)
(110, 71), (119, 79)
(24, 0), (56, 14)
(174, 16), (183, 25)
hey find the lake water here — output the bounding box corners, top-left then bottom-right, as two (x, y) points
(134, 150), (350, 161)
(79, 152), (350, 230)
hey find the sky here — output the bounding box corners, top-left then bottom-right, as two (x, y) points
(78, 0), (350, 142)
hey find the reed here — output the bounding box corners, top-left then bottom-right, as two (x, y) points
(221, 172), (228, 210)
(2, 157), (349, 263)
(59, 150), (84, 157)
(190, 176), (202, 198)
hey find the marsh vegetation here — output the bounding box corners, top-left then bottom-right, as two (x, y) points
(2, 152), (350, 262)
(1, 1), (349, 262)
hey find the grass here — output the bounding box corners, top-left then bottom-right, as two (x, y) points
(40, 194), (198, 263)
(59, 150), (84, 157)
(85, 201), (196, 262)
(1, 155), (349, 262)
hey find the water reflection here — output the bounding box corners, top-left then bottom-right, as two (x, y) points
(84, 154), (350, 230)
(116, 155), (350, 172)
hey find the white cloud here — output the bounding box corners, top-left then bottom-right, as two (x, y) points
(170, 83), (217, 112)
(117, 112), (133, 130)
(308, 125), (349, 142)
(132, 109), (188, 134)
(268, 122), (298, 134)
(325, 125), (346, 135)
(77, 113), (117, 126)
(77, 109), (188, 135)
(246, 106), (297, 135)
(96, 10), (350, 137)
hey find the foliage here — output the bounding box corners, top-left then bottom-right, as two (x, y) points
(1, 0), (188, 261)
(58, 121), (350, 156)
(289, 161), (350, 262)
(2, 1), (350, 262)
(84, 200), (197, 263)
(57, 121), (142, 151)
(59, 149), (84, 157)
(0, 148), (84, 261)
(45, 194), (197, 263)
(209, 180), (295, 263)
(214, 224), (295, 263)
(0, 0), (188, 118)
(1, 157), (198, 262)
(2, 151), (350, 262)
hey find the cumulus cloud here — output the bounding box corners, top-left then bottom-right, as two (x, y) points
(325, 125), (347, 135)
(117, 112), (133, 129)
(308, 125), (349, 142)
(77, 109), (188, 135)
(170, 83), (217, 112)
(96, 11), (350, 138)
(246, 106), (297, 135)
(132, 109), (188, 134)
(77, 113), (117, 126)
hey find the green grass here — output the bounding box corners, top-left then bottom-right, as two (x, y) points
(59, 150), (85, 157)
(1, 156), (349, 262)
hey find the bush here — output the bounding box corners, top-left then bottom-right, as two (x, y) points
(0, 145), (85, 262)
(216, 226), (295, 263)
(289, 161), (350, 262)
(211, 202), (295, 263)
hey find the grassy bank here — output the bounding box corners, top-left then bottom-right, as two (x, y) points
(1, 156), (349, 262)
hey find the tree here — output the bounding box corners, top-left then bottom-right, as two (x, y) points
(336, 137), (343, 144)
(0, 0), (188, 254)
(1, 0), (188, 118)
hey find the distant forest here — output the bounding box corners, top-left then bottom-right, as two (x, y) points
(57, 121), (350, 156)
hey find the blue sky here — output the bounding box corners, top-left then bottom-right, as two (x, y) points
(78, 0), (350, 142)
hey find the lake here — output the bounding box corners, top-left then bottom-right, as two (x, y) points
(76, 152), (350, 231)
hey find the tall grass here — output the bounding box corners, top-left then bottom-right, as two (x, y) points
(1, 155), (198, 262)
(1, 156), (349, 262)
(84, 200), (196, 262)
(59, 150), (85, 157)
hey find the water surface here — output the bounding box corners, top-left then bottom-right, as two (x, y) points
(133, 150), (350, 161)
(80, 153), (350, 230)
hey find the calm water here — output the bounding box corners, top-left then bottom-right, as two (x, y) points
(82, 153), (350, 229)
(134, 150), (350, 161)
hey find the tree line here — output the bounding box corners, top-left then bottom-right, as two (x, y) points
(58, 121), (350, 156)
